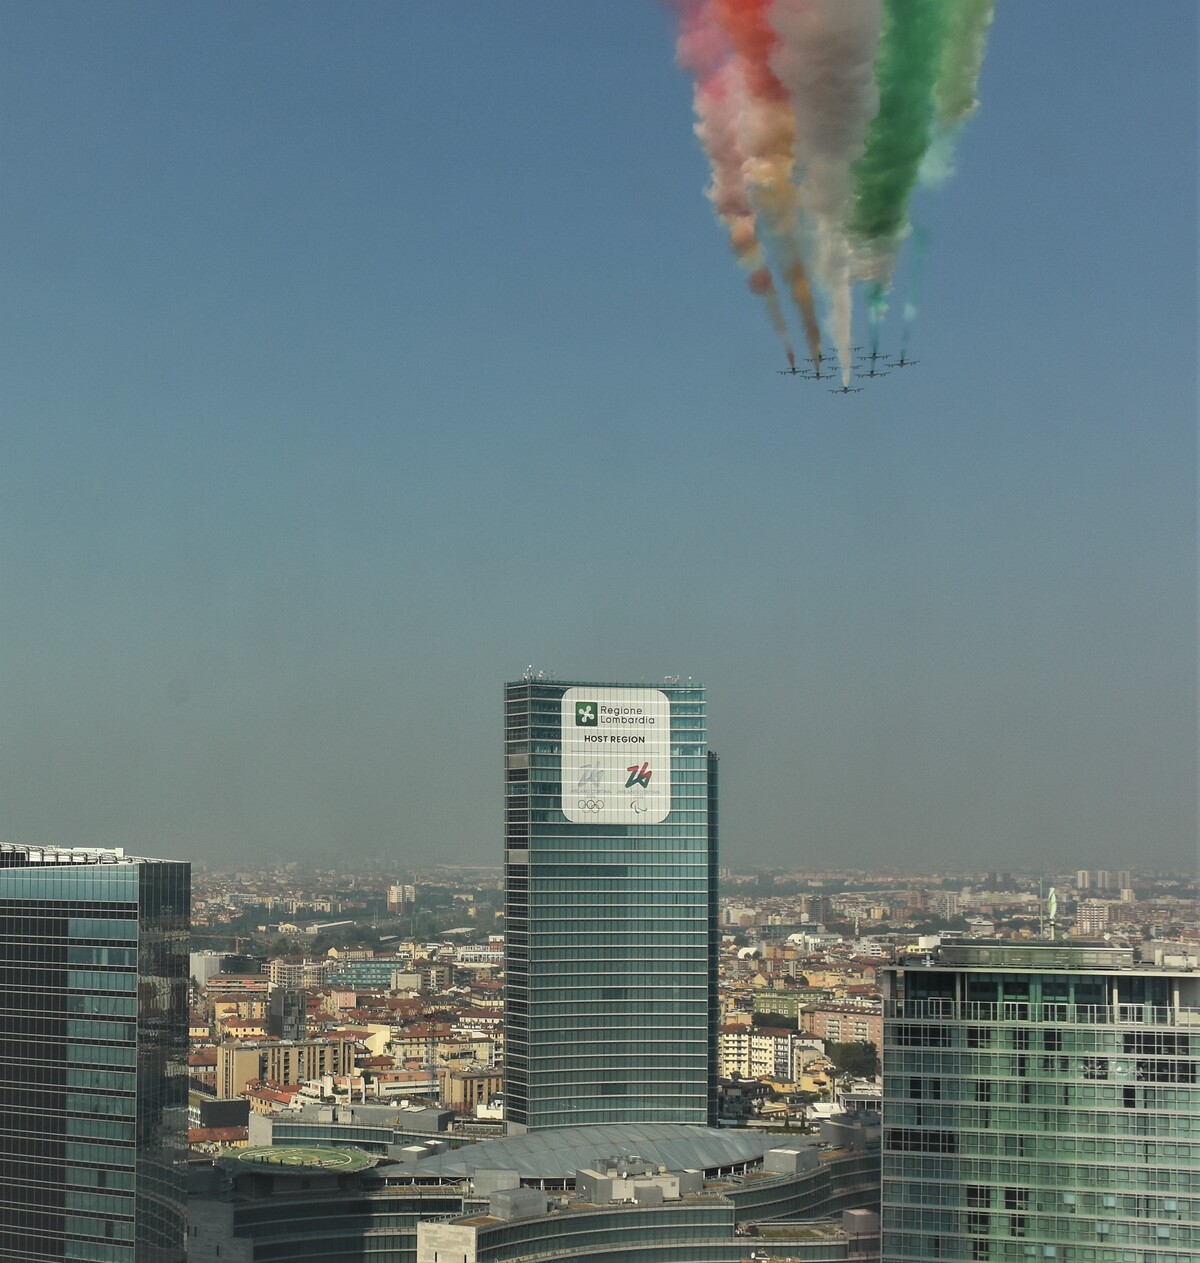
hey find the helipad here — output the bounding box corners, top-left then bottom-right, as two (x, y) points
(225, 1145), (376, 1175)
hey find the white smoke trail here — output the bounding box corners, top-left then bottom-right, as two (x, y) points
(769, 0), (884, 383)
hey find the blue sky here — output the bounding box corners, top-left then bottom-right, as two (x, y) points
(1, 2), (1194, 871)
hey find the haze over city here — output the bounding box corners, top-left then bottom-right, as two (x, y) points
(1, 2), (1195, 871)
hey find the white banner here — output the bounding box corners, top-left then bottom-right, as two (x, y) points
(560, 687), (672, 825)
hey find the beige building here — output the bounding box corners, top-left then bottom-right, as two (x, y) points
(217, 1038), (356, 1098)
(798, 1003), (882, 1048)
(439, 1067), (503, 1113)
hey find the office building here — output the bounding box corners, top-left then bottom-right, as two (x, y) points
(0, 842), (190, 1263)
(880, 940), (1200, 1263)
(503, 678), (718, 1132)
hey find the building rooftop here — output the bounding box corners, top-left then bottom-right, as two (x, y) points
(385, 1124), (807, 1182)
(221, 1145), (377, 1175)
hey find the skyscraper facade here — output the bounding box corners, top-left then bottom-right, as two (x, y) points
(0, 843), (190, 1263)
(880, 941), (1199, 1263)
(503, 679), (718, 1133)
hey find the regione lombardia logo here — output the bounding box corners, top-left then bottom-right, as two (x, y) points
(575, 702), (597, 726)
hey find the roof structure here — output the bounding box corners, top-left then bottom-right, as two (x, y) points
(385, 1124), (807, 1182)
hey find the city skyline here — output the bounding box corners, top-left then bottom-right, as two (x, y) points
(0, 3), (1195, 872)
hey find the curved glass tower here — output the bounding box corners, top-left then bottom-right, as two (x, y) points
(503, 679), (719, 1133)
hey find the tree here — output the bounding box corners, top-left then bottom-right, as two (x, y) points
(826, 1040), (879, 1079)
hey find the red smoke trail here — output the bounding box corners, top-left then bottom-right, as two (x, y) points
(710, 0), (823, 367)
(674, 0), (795, 361)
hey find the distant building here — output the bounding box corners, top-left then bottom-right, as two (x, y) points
(0, 843), (189, 1262)
(503, 679), (719, 1132)
(217, 1038), (356, 1098)
(267, 987), (307, 1040)
(387, 883), (417, 913)
(1118, 870), (1133, 891)
(1074, 898), (1111, 936)
(800, 1003), (883, 1049)
(1075, 869), (1091, 889)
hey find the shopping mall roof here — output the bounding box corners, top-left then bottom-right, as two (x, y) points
(381, 1124), (807, 1182)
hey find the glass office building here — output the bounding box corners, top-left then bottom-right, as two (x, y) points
(503, 679), (719, 1132)
(880, 941), (1200, 1263)
(0, 843), (190, 1263)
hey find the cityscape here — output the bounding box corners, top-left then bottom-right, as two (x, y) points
(0, 3), (1195, 1263)
(0, 679), (1196, 1260)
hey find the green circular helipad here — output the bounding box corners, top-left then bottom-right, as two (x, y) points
(225, 1145), (376, 1175)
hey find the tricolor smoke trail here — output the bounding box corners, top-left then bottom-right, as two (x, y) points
(668, 0), (995, 379)
(922, 0), (997, 188)
(674, 0), (795, 362)
(710, 0), (823, 368)
(769, 0), (883, 382)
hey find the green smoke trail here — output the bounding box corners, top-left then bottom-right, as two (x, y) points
(846, 0), (948, 277)
(934, 0), (995, 128)
(921, 0), (996, 187)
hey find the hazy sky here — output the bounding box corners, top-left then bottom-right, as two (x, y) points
(1, 3), (1195, 872)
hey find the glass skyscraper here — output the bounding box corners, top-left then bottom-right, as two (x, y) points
(880, 941), (1200, 1263)
(503, 679), (718, 1132)
(0, 843), (190, 1263)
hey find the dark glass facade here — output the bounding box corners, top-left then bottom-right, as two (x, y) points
(0, 845), (189, 1263)
(503, 680), (719, 1132)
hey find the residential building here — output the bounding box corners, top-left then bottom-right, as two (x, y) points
(800, 1003), (883, 1049)
(1075, 899), (1111, 936)
(216, 1038), (356, 1098)
(0, 842), (189, 1263)
(503, 679), (719, 1132)
(880, 940), (1200, 1262)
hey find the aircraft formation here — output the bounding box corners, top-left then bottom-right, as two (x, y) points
(671, 0), (995, 388)
(778, 345), (917, 394)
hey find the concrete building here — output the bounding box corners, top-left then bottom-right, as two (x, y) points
(880, 940), (1200, 1262)
(503, 679), (719, 1131)
(1074, 898), (1111, 936)
(0, 842), (190, 1262)
(216, 1038), (356, 1098)
(800, 1003), (883, 1049)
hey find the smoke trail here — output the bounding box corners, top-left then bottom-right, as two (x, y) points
(769, 0), (884, 383)
(920, 0), (996, 188)
(711, 0), (823, 367)
(847, 0), (948, 285)
(900, 222), (929, 352)
(673, 0), (795, 361)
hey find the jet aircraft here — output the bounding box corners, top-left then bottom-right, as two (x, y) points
(855, 348), (889, 369)
(888, 352), (920, 369)
(829, 384), (863, 395)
